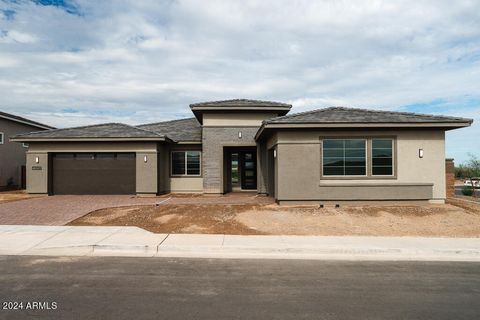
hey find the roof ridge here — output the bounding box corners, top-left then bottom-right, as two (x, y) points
(190, 98), (292, 107)
(265, 107), (335, 122)
(14, 122), (165, 138)
(266, 106), (473, 123)
(137, 117), (198, 127)
(330, 106), (472, 122)
(124, 123), (165, 137)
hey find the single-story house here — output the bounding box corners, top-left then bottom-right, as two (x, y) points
(12, 99), (473, 204)
(0, 111), (54, 189)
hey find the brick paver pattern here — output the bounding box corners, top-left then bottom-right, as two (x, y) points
(0, 193), (274, 225)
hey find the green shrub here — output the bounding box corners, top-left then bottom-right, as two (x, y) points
(462, 186), (474, 196)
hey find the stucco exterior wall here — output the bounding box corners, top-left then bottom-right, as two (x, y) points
(25, 152), (48, 193)
(136, 152), (158, 195)
(0, 118), (46, 187)
(170, 177), (204, 192)
(272, 129), (446, 202)
(202, 112), (278, 127)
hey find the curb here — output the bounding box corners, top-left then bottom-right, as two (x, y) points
(6, 244), (480, 261)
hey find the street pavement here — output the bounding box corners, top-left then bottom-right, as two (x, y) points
(0, 256), (478, 320)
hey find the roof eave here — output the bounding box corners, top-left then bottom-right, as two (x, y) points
(10, 137), (170, 143)
(255, 121), (472, 140)
(190, 106), (291, 124)
(0, 114), (55, 130)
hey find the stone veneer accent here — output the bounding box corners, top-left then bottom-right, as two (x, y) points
(202, 127), (266, 194)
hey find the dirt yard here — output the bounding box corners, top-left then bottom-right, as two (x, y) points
(0, 190), (40, 203)
(69, 198), (480, 237)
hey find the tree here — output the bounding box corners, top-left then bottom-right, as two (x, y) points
(465, 153), (480, 198)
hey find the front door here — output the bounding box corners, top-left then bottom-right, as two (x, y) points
(240, 151), (257, 190)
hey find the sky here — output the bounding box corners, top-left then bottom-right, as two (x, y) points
(0, 0), (479, 164)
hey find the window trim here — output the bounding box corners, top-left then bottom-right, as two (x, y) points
(321, 138), (368, 178)
(0, 132), (4, 144)
(320, 136), (397, 180)
(170, 150), (202, 177)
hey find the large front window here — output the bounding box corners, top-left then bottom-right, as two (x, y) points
(322, 139), (367, 176)
(171, 151), (201, 176)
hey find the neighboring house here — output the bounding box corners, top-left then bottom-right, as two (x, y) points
(0, 111), (54, 189)
(12, 99), (472, 204)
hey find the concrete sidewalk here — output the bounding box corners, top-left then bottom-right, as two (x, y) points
(0, 225), (479, 261)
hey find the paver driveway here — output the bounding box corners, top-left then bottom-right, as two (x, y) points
(0, 196), (159, 225)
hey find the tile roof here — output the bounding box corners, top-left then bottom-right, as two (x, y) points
(12, 123), (165, 140)
(0, 111), (55, 129)
(190, 99), (292, 108)
(264, 107), (473, 124)
(137, 118), (202, 142)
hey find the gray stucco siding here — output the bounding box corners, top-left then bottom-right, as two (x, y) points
(0, 118), (46, 187)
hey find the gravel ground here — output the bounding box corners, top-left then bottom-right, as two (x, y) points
(69, 199), (480, 237)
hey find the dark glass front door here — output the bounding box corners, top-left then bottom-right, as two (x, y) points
(240, 151), (257, 190)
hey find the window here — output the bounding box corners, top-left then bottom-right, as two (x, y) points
(171, 151), (201, 176)
(0, 132), (4, 144)
(323, 139), (366, 176)
(372, 139), (393, 176)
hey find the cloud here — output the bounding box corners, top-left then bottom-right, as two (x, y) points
(0, 0), (479, 162)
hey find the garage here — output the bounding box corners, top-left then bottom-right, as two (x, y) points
(51, 153), (136, 195)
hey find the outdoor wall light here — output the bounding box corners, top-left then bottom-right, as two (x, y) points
(273, 149), (277, 158)
(144, 155), (148, 163)
(35, 156), (39, 164)
(419, 149), (424, 158)
(238, 131), (242, 139)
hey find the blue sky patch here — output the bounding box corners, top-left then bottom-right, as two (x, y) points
(1, 9), (15, 20)
(31, 0), (81, 16)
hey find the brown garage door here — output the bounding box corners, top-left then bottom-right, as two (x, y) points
(52, 153), (136, 195)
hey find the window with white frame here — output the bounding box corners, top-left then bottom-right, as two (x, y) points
(171, 151), (201, 176)
(0, 132), (4, 144)
(322, 139), (367, 176)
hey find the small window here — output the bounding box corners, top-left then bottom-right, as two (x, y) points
(0, 132), (4, 144)
(323, 139), (367, 176)
(171, 151), (201, 176)
(372, 139), (393, 176)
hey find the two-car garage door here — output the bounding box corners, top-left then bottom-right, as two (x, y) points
(52, 153), (136, 195)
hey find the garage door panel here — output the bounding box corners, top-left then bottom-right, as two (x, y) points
(52, 153), (136, 195)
